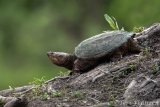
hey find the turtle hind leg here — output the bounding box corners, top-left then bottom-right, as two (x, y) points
(47, 52), (76, 70)
(128, 39), (142, 53)
(110, 51), (123, 62)
(72, 59), (99, 74)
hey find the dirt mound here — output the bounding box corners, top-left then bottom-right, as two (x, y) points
(1, 23), (160, 107)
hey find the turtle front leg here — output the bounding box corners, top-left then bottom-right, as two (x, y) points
(72, 59), (99, 74)
(110, 51), (123, 62)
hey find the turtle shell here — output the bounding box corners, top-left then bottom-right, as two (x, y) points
(75, 30), (134, 59)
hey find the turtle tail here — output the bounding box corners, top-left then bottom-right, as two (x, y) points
(47, 51), (76, 70)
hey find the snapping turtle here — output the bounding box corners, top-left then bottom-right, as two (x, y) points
(47, 30), (141, 74)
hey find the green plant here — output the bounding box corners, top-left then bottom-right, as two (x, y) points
(42, 92), (50, 100)
(108, 101), (115, 107)
(30, 77), (46, 86)
(121, 64), (136, 76)
(152, 64), (159, 75)
(142, 48), (151, 56)
(29, 77), (46, 98)
(128, 64), (136, 71)
(104, 14), (119, 30)
(8, 85), (15, 91)
(0, 99), (3, 105)
(52, 91), (62, 97)
(71, 91), (84, 99)
(133, 26), (144, 33)
(108, 94), (115, 107)
(58, 71), (70, 77)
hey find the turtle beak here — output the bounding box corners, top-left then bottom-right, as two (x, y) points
(47, 51), (58, 63)
(47, 51), (56, 61)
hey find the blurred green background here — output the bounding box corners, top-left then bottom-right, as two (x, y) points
(0, 0), (160, 89)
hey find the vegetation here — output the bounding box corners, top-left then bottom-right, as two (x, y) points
(71, 91), (84, 99)
(133, 26), (145, 33)
(104, 14), (119, 30)
(52, 91), (62, 97)
(151, 64), (159, 75)
(29, 77), (46, 99)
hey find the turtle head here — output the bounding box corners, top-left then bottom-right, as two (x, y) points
(47, 51), (75, 70)
(47, 51), (68, 65)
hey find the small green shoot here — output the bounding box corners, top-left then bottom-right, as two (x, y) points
(108, 95), (115, 107)
(0, 99), (3, 105)
(29, 77), (46, 98)
(30, 76), (45, 86)
(52, 91), (62, 97)
(142, 48), (151, 56)
(108, 101), (114, 107)
(9, 85), (15, 91)
(122, 64), (136, 76)
(129, 64), (136, 71)
(71, 91), (84, 99)
(133, 26), (144, 33)
(152, 64), (159, 75)
(58, 71), (70, 77)
(104, 14), (119, 30)
(42, 92), (50, 100)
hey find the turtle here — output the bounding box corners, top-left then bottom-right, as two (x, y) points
(47, 30), (141, 74)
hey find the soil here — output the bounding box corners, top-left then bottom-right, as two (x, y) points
(1, 23), (160, 107)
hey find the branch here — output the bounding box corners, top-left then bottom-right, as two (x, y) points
(0, 85), (33, 96)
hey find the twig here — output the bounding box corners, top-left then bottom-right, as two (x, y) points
(0, 85), (34, 96)
(0, 95), (15, 104)
(45, 76), (70, 83)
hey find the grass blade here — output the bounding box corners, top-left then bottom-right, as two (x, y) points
(112, 16), (119, 30)
(104, 14), (116, 30)
(104, 14), (120, 30)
